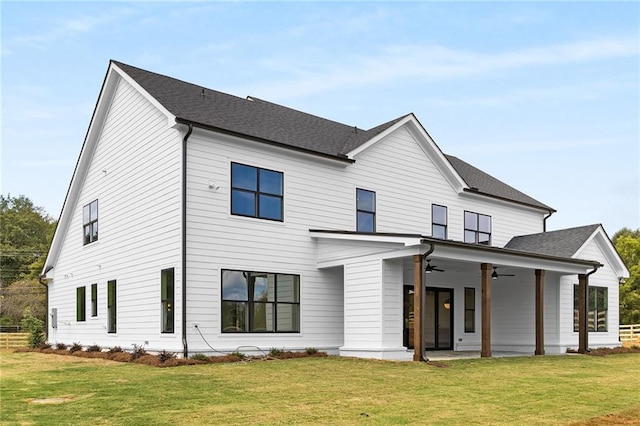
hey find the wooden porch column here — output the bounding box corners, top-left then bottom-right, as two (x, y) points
(535, 269), (545, 355)
(578, 273), (588, 354)
(481, 263), (492, 358)
(413, 254), (423, 361)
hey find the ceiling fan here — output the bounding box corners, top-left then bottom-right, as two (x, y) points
(492, 266), (515, 280)
(425, 259), (445, 273)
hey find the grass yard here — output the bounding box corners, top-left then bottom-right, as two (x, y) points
(1, 350), (639, 425)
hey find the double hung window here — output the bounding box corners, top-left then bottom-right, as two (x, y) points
(231, 163), (283, 221)
(432, 205), (448, 239)
(83, 200), (98, 245)
(356, 188), (376, 232)
(221, 270), (300, 333)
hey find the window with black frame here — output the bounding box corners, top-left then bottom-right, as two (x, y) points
(161, 268), (175, 333)
(573, 285), (608, 332)
(432, 204), (448, 239)
(83, 200), (98, 245)
(356, 188), (376, 232)
(231, 163), (283, 221)
(76, 286), (86, 322)
(221, 270), (300, 333)
(464, 211), (491, 245)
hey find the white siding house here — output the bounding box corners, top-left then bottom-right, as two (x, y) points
(42, 61), (629, 360)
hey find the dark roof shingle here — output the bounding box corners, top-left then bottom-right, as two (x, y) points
(505, 224), (601, 257)
(113, 60), (553, 211)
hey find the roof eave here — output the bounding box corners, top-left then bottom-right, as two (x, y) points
(462, 188), (556, 213)
(174, 117), (355, 165)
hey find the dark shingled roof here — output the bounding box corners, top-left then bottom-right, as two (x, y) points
(505, 224), (601, 257)
(445, 155), (553, 211)
(113, 60), (553, 211)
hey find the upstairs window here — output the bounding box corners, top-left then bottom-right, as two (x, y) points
(221, 269), (300, 333)
(231, 162), (283, 221)
(432, 204), (448, 239)
(76, 286), (86, 322)
(356, 188), (376, 232)
(83, 200), (98, 245)
(464, 211), (491, 245)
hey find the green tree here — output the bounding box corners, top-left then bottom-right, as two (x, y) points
(0, 194), (56, 285)
(612, 228), (640, 324)
(0, 279), (46, 324)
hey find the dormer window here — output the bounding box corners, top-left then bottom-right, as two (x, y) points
(231, 163), (283, 221)
(464, 211), (491, 245)
(83, 200), (98, 245)
(356, 188), (376, 232)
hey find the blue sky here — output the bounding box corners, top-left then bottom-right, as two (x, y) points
(2, 1), (639, 234)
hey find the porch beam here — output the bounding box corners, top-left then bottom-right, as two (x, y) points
(413, 254), (423, 361)
(535, 269), (545, 355)
(481, 263), (492, 358)
(578, 273), (588, 353)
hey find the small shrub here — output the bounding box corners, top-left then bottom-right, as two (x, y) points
(19, 309), (45, 348)
(56, 343), (68, 350)
(86, 344), (102, 352)
(305, 347), (318, 355)
(69, 342), (83, 353)
(269, 347), (284, 357)
(632, 345), (640, 350)
(37, 342), (52, 350)
(108, 346), (123, 353)
(229, 351), (246, 359)
(190, 353), (209, 362)
(131, 344), (147, 360)
(157, 350), (177, 363)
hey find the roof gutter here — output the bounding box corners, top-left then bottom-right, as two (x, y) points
(174, 117), (355, 165)
(181, 123), (193, 358)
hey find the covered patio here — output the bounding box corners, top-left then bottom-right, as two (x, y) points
(311, 230), (602, 361)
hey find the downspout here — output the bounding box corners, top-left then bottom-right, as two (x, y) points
(181, 124), (193, 358)
(543, 210), (554, 232)
(420, 243), (435, 363)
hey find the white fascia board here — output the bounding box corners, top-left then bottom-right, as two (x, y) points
(110, 62), (176, 128)
(345, 114), (467, 193)
(310, 231), (423, 247)
(317, 246), (422, 269)
(573, 226), (630, 279)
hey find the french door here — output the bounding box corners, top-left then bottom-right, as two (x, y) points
(403, 287), (453, 350)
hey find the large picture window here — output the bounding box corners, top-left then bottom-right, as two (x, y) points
(76, 286), (86, 322)
(221, 270), (300, 333)
(83, 200), (99, 245)
(432, 204), (448, 239)
(573, 285), (608, 332)
(464, 211), (491, 245)
(231, 162), (283, 221)
(356, 188), (376, 232)
(107, 280), (116, 333)
(161, 268), (175, 333)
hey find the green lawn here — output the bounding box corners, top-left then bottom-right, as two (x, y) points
(1, 350), (639, 425)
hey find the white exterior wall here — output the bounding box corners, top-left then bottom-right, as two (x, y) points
(558, 238), (621, 350)
(47, 77), (182, 351)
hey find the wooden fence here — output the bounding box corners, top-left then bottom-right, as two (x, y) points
(620, 324), (640, 343)
(0, 332), (29, 349)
